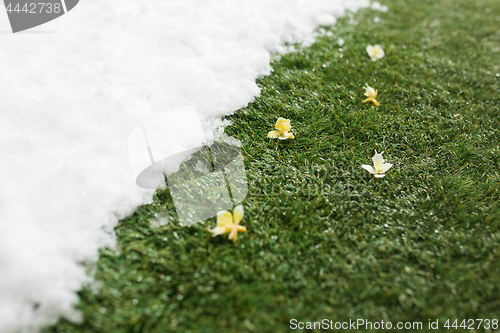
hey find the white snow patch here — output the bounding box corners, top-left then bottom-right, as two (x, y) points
(371, 1), (389, 12)
(0, 0), (370, 331)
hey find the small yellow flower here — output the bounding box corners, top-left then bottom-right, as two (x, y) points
(361, 150), (393, 178)
(209, 205), (247, 243)
(363, 84), (380, 106)
(366, 44), (385, 61)
(267, 117), (295, 140)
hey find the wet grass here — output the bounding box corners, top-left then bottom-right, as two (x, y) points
(45, 0), (500, 332)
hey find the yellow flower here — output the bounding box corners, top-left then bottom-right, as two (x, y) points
(361, 150), (393, 178)
(363, 84), (380, 106)
(366, 44), (385, 61)
(209, 205), (247, 242)
(267, 117), (295, 140)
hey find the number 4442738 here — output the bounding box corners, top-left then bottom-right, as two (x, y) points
(444, 319), (498, 330)
(5, 3), (62, 14)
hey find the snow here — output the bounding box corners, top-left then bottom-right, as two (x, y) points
(371, 1), (389, 12)
(0, 0), (371, 331)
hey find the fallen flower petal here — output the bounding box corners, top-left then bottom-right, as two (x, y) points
(362, 150), (393, 178)
(209, 205), (247, 243)
(267, 131), (280, 138)
(366, 44), (385, 61)
(363, 84), (380, 106)
(268, 117), (295, 140)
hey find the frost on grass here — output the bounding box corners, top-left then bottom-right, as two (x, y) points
(0, 0), (370, 332)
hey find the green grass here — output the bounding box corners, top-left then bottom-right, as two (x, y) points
(46, 0), (500, 332)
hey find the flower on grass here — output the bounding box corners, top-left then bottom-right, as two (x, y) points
(361, 150), (393, 178)
(366, 44), (385, 61)
(267, 118), (295, 140)
(209, 205), (246, 243)
(363, 84), (380, 106)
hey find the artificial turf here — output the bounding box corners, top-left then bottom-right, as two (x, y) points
(45, 0), (500, 332)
